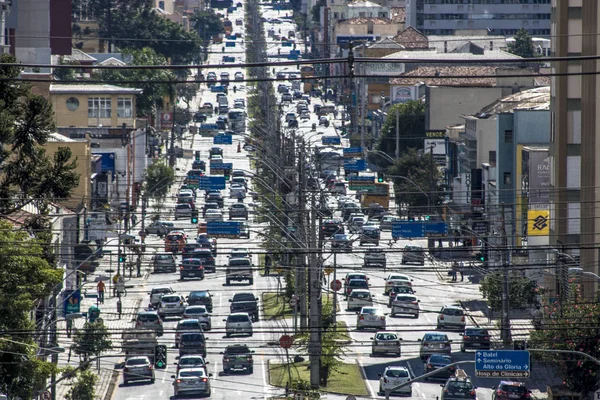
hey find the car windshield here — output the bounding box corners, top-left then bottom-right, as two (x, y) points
(226, 346), (251, 354)
(181, 358), (204, 366)
(180, 370), (205, 378)
(228, 315), (250, 322)
(424, 334), (448, 342)
(376, 333), (398, 340)
(127, 358), (148, 366)
(386, 369), (409, 378)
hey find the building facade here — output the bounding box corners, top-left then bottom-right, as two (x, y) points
(405, 0), (551, 36)
(549, 1), (597, 297)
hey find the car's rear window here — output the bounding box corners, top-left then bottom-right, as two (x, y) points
(226, 346), (251, 355)
(127, 358), (148, 366)
(162, 296), (180, 303)
(396, 296), (416, 302)
(167, 234), (183, 240)
(424, 334), (448, 341)
(228, 315), (250, 322)
(176, 204), (190, 210)
(349, 280), (368, 288)
(186, 307), (207, 314)
(501, 385), (526, 394)
(181, 334), (205, 342)
(178, 321), (200, 330)
(376, 333), (398, 340)
(429, 355), (451, 364)
(180, 370), (205, 378)
(233, 293), (255, 302)
(156, 254), (172, 260)
(351, 291), (370, 299)
(137, 313), (158, 322)
(448, 381), (474, 390)
(181, 357), (205, 366)
(466, 328), (488, 335)
(230, 260), (251, 267)
(361, 308), (377, 314)
(189, 291), (209, 298)
(386, 369), (409, 378)
(443, 308), (464, 316)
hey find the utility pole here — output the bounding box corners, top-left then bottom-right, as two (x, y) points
(309, 193), (321, 389)
(348, 42), (356, 137)
(428, 142), (435, 216)
(50, 288), (58, 400)
(500, 203), (512, 344)
(395, 111), (400, 159)
(297, 142), (308, 330)
(169, 83), (176, 168)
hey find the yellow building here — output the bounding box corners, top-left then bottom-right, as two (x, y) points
(49, 84), (143, 129)
(44, 133), (92, 210)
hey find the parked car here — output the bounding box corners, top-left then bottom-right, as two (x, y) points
(378, 366), (412, 396)
(183, 305), (211, 330)
(175, 319), (204, 348)
(419, 332), (452, 359)
(157, 294), (187, 319)
(402, 244), (425, 265)
(356, 306), (386, 330)
(221, 344), (255, 373)
(424, 354), (455, 380)
(123, 356), (155, 384)
(171, 368), (211, 397)
(491, 381), (531, 400)
(224, 312), (253, 337)
(461, 327), (491, 351)
(135, 311), (164, 336)
(371, 331), (402, 356)
(390, 294), (420, 318)
(437, 305), (467, 330)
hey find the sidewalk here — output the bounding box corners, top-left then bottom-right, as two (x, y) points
(53, 257), (150, 400)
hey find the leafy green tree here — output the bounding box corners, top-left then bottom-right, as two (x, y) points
(0, 54), (80, 215)
(0, 220), (63, 398)
(386, 148), (443, 212)
(191, 10), (225, 39)
(177, 83), (199, 111)
(508, 28), (534, 58)
(143, 160), (175, 207)
(479, 271), (537, 311)
(65, 369), (98, 400)
(375, 100), (425, 165)
(72, 321), (113, 362)
(94, 47), (174, 116)
(529, 284), (600, 396)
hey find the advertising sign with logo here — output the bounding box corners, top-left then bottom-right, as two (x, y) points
(92, 152), (116, 176)
(161, 112), (173, 129)
(424, 139), (446, 155)
(527, 210), (550, 236)
(63, 289), (82, 314)
(364, 62), (405, 76)
(528, 150), (550, 206)
(390, 86), (417, 104)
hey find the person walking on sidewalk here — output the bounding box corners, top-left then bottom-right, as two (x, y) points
(97, 280), (106, 304)
(450, 262), (458, 282)
(459, 261), (465, 281)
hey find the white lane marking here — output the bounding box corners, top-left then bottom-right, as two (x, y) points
(357, 359), (376, 399)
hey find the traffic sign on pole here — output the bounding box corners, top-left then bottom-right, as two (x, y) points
(198, 176), (226, 190)
(289, 297), (298, 308)
(324, 267), (334, 275)
(206, 221), (241, 238)
(330, 279), (342, 292)
(41, 390), (51, 400)
(475, 350), (530, 378)
(213, 134), (233, 145)
(279, 334), (294, 349)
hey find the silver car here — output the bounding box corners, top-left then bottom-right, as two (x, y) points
(175, 203), (193, 220)
(224, 312), (253, 337)
(371, 331), (402, 356)
(391, 294), (420, 318)
(172, 368), (211, 397)
(356, 306), (386, 330)
(175, 319), (203, 348)
(158, 294), (187, 319)
(183, 305), (211, 330)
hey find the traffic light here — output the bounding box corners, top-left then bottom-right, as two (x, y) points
(118, 253), (126, 263)
(195, 151), (200, 161)
(191, 209), (199, 224)
(377, 172), (384, 183)
(424, 215), (430, 220)
(224, 169), (231, 181)
(154, 345), (167, 368)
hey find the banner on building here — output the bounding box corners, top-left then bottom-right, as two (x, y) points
(527, 210), (550, 236)
(424, 139), (446, 155)
(529, 150), (550, 205)
(390, 86), (417, 104)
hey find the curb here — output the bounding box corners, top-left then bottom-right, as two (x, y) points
(357, 359), (375, 399)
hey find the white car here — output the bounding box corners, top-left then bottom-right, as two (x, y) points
(230, 184), (246, 199)
(204, 209), (223, 221)
(378, 366), (412, 396)
(230, 248), (250, 258)
(347, 289), (373, 311)
(158, 294), (188, 319)
(390, 294), (420, 318)
(300, 110), (310, 120)
(183, 305), (211, 330)
(356, 306), (386, 330)
(172, 368), (211, 397)
(437, 305), (466, 330)
(384, 274), (413, 294)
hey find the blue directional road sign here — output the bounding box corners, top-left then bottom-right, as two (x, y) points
(198, 176), (226, 190)
(475, 350), (530, 378)
(348, 175), (375, 190)
(200, 123), (219, 131)
(423, 222), (448, 236)
(207, 221), (241, 238)
(321, 136), (341, 145)
(391, 222), (425, 239)
(343, 159), (366, 171)
(210, 162), (233, 172)
(213, 134), (233, 145)
(348, 176), (374, 182)
(343, 147), (363, 158)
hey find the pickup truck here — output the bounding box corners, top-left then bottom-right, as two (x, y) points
(225, 257), (253, 285)
(229, 292), (259, 322)
(221, 344), (255, 373)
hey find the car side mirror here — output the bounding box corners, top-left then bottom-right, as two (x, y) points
(220, 352), (224, 354)
(223, 319), (227, 321)
(175, 356), (180, 360)
(459, 333), (464, 336)
(440, 384), (444, 388)
(252, 350), (255, 353)
(255, 297), (259, 301)
(229, 299), (232, 302)
(417, 338), (422, 342)
(209, 373), (213, 377)
(205, 361), (210, 364)
(492, 386), (497, 390)
(370, 337), (373, 340)
(378, 373), (382, 377)
(171, 375), (176, 379)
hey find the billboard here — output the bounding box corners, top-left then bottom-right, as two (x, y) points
(528, 149), (550, 205)
(527, 210), (550, 236)
(424, 139), (446, 155)
(390, 86), (417, 104)
(364, 62), (405, 76)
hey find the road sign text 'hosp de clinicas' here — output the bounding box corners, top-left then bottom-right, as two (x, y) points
(475, 350), (530, 378)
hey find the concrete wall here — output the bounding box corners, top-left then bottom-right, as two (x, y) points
(335, 23), (398, 37)
(51, 92), (138, 129)
(426, 86), (504, 131)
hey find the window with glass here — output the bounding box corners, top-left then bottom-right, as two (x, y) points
(117, 97), (133, 118)
(88, 97), (111, 118)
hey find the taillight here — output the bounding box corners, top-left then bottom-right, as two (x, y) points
(439, 315), (444, 320)
(180, 266), (184, 270)
(176, 379), (182, 383)
(156, 319), (161, 325)
(136, 321), (141, 327)
(201, 378), (208, 382)
(411, 301), (418, 305)
(223, 357), (230, 362)
(469, 390), (476, 396)
(484, 336), (489, 340)
(199, 266), (204, 270)
(248, 355), (253, 361)
(149, 365), (154, 369)
(384, 378), (388, 384)
(498, 390), (507, 397)
(463, 336), (470, 340)
(124, 367), (129, 372)
(426, 363), (432, 369)
(180, 301), (183, 305)
(359, 315), (365, 320)
(525, 393), (531, 398)
(461, 316), (465, 322)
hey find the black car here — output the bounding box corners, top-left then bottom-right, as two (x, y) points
(460, 327), (491, 351)
(206, 193), (224, 208)
(229, 292), (259, 322)
(180, 258), (205, 280)
(332, 233), (352, 252)
(288, 119), (298, 128)
(187, 290), (213, 312)
(209, 147), (223, 158)
(321, 219), (344, 238)
(360, 226), (380, 246)
(193, 112), (207, 122)
(183, 248), (215, 272)
(424, 354), (455, 380)
(492, 381), (531, 400)
(197, 234), (217, 256)
(440, 374), (477, 400)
